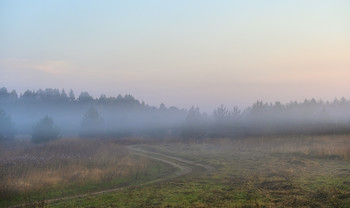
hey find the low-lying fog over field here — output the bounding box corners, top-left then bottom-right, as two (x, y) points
(1, 1), (350, 207)
(0, 87), (350, 207)
(1, 87), (350, 140)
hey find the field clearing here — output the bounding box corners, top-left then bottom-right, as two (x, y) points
(0, 138), (176, 207)
(48, 135), (350, 207)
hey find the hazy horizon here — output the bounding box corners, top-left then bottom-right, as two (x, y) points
(1, 0), (349, 112)
(2, 86), (350, 114)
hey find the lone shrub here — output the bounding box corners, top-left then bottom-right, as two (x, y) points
(32, 116), (60, 143)
(0, 109), (15, 141)
(80, 106), (104, 138)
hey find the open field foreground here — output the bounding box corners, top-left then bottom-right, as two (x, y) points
(1, 135), (350, 208)
(0, 139), (177, 207)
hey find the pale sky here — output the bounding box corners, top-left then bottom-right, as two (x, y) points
(1, 0), (349, 112)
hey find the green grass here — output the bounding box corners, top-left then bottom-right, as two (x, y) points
(48, 135), (350, 208)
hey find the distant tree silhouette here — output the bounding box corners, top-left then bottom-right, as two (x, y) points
(0, 109), (15, 141)
(182, 106), (206, 138)
(46, 88), (60, 99)
(60, 89), (68, 102)
(159, 103), (167, 111)
(78, 92), (94, 103)
(186, 106), (201, 123)
(0, 87), (17, 103)
(99, 94), (107, 104)
(68, 89), (75, 102)
(0, 87), (7, 94)
(21, 90), (36, 102)
(213, 105), (230, 122)
(0, 87), (9, 101)
(32, 116), (60, 143)
(80, 107), (104, 137)
(9, 90), (18, 101)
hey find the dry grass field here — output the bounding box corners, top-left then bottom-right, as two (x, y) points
(0, 138), (163, 207)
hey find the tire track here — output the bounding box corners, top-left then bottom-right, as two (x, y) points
(10, 145), (215, 208)
(127, 145), (216, 173)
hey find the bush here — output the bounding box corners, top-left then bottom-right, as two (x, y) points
(32, 116), (60, 143)
(80, 107), (104, 138)
(0, 109), (15, 141)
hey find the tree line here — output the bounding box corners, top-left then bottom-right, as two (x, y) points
(0, 87), (142, 106)
(1, 86), (350, 142)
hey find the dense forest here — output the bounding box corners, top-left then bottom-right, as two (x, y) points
(1, 86), (350, 141)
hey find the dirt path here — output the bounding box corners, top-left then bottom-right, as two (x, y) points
(127, 145), (216, 174)
(10, 145), (215, 208)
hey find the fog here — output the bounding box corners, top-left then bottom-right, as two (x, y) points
(1, 87), (350, 141)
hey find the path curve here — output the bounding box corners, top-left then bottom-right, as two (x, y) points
(127, 145), (216, 173)
(10, 145), (215, 208)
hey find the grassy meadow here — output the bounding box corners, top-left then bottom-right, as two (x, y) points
(0, 135), (349, 207)
(0, 138), (175, 207)
(49, 135), (349, 208)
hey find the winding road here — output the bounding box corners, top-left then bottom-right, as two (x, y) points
(11, 145), (215, 208)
